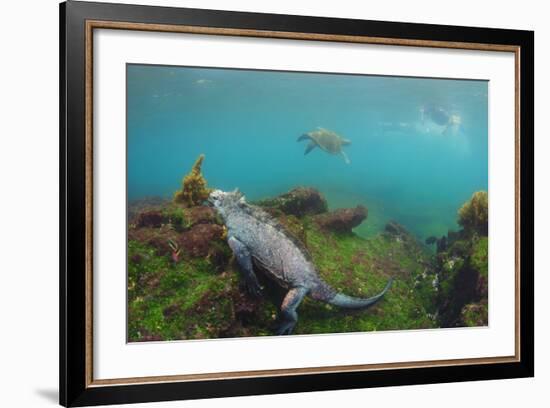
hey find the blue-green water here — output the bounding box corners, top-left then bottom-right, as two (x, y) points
(127, 64), (488, 240)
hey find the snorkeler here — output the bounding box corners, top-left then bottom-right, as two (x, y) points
(420, 104), (462, 135)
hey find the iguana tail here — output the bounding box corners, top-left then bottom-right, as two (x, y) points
(326, 278), (393, 309)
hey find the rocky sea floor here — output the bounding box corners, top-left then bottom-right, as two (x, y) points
(127, 187), (488, 342)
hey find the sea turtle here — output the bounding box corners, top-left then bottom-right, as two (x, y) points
(297, 127), (352, 164)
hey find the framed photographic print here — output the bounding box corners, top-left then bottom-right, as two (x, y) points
(59, 1), (534, 406)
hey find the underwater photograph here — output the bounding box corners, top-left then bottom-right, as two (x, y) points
(127, 63), (489, 342)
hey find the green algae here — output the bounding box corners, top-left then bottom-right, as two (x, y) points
(471, 237), (488, 278)
(128, 240), (236, 341)
(460, 302), (488, 327)
(434, 233), (488, 327)
(160, 205), (190, 231)
(127, 184), (490, 340)
(128, 212), (440, 341)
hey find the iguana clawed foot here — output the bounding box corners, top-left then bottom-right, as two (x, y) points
(275, 320), (297, 335)
(275, 287), (308, 335)
(243, 277), (263, 298)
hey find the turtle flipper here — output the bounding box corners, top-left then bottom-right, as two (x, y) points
(304, 141), (317, 155)
(297, 134), (310, 142)
(341, 150), (351, 164)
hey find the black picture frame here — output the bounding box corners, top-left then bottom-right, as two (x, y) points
(60, 1), (534, 406)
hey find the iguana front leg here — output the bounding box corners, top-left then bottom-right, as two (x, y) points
(228, 236), (262, 297)
(276, 286), (309, 335)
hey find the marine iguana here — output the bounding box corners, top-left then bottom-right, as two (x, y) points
(207, 189), (393, 335)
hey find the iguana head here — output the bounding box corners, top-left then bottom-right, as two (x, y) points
(207, 189), (245, 218)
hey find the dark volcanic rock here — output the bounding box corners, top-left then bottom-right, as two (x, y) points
(186, 206), (219, 226)
(135, 210), (166, 228)
(384, 220), (409, 237)
(128, 226), (179, 257)
(128, 196), (170, 224)
(384, 221), (422, 252)
(256, 187), (328, 217)
(436, 236), (488, 327)
(129, 203), (229, 264)
(476, 274), (488, 301)
(425, 236), (437, 245)
(314, 205), (367, 233)
(178, 223), (225, 257)
(436, 236), (448, 252)
(232, 291), (265, 326)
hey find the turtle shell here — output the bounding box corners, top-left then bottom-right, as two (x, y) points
(308, 128), (344, 154)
